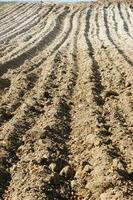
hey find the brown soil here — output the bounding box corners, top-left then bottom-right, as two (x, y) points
(0, 1), (133, 200)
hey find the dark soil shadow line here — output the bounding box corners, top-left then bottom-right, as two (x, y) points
(112, 5), (118, 34)
(85, 8), (104, 106)
(125, 5), (132, 24)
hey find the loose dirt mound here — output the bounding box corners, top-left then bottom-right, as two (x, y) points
(0, 1), (133, 200)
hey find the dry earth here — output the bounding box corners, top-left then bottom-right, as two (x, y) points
(0, 0), (133, 199)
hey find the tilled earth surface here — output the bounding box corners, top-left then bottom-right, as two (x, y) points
(0, 0), (133, 199)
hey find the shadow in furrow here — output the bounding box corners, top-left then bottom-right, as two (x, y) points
(112, 6), (118, 34)
(85, 9), (104, 106)
(95, 9), (100, 38)
(51, 9), (78, 54)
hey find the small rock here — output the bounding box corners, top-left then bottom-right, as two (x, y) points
(112, 158), (124, 171)
(70, 180), (77, 188)
(101, 44), (107, 49)
(100, 192), (108, 200)
(49, 163), (57, 172)
(85, 181), (90, 189)
(125, 82), (131, 87)
(23, 35), (31, 42)
(75, 167), (83, 178)
(59, 165), (75, 178)
(83, 165), (91, 173)
(94, 140), (101, 146)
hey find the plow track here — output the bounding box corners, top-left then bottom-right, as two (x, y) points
(0, 1), (133, 200)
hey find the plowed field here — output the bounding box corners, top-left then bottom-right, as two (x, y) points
(0, 1), (133, 199)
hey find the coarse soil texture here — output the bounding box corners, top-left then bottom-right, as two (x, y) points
(0, 0), (133, 200)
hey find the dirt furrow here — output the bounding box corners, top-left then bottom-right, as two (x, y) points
(0, 4), (15, 19)
(96, 2), (133, 132)
(90, 6), (133, 199)
(2, 9), (82, 200)
(0, 8), (79, 197)
(108, 3), (133, 46)
(112, 3), (133, 44)
(0, 8), (78, 129)
(94, 3), (133, 123)
(96, 3), (132, 56)
(0, 4), (36, 27)
(103, 4), (133, 66)
(124, 4), (132, 24)
(0, 50), (68, 198)
(0, 2), (132, 200)
(0, 4), (53, 41)
(42, 10), (82, 200)
(0, 4), (25, 22)
(117, 3), (133, 39)
(67, 8), (108, 199)
(67, 6), (133, 199)
(112, 5), (125, 41)
(0, 6), (58, 59)
(110, 5), (133, 53)
(0, 4), (33, 31)
(0, 4), (36, 35)
(128, 4), (133, 25)
(0, 8), (70, 76)
(0, 5), (55, 58)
